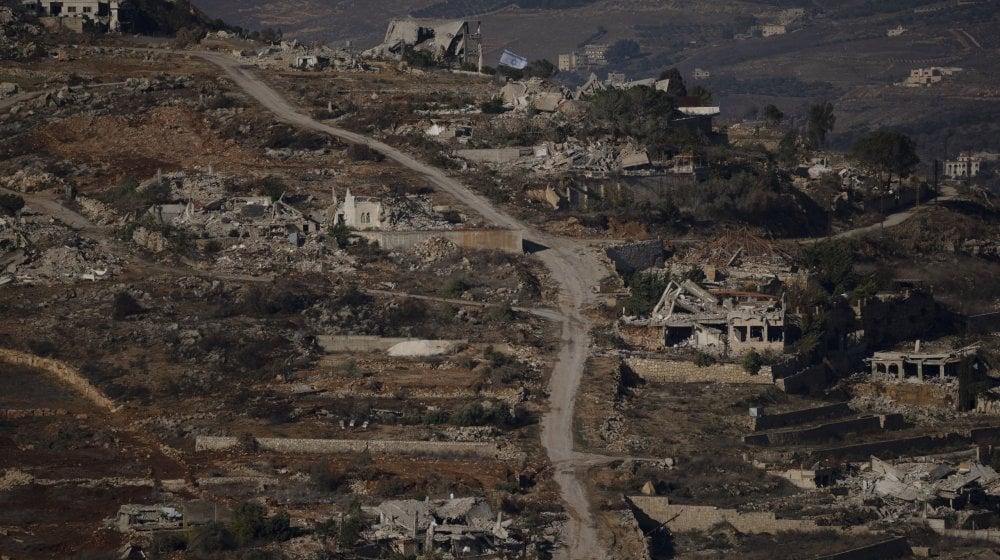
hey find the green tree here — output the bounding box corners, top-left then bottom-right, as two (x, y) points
(188, 521), (237, 554)
(258, 175), (286, 201)
(689, 85), (713, 105)
(338, 501), (369, 549)
(763, 104), (784, 126)
(806, 101), (836, 148)
(800, 239), (858, 295)
(657, 67), (687, 97)
(742, 349), (763, 375)
(232, 501), (268, 544)
(584, 86), (676, 153)
(777, 129), (800, 167)
(850, 130), (920, 191)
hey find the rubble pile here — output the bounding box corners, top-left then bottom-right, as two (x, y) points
(212, 237), (353, 276)
(14, 238), (123, 284)
(0, 6), (43, 60)
(841, 456), (1000, 525)
(0, 168), (66, 193)
(410, 235), (458, 262)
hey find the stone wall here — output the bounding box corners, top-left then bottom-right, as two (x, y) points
(0, 348), (115, 411)
(355, 228), (523, 253)
(194, 436), (500, 459)
(749, 403), (852, 431)
(626, 496), (831, 534)
(624, 357), (773, 385)
(744, 414), (905, 446)
(849, 381), (956, 410)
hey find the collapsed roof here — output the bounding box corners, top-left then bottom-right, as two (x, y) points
(365, 19), (471, 61)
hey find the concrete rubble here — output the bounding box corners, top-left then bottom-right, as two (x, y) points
(618, 278), (786, 356)
(370, 496), (522, 557)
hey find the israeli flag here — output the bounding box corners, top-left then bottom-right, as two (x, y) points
(499, 49), (529, 70)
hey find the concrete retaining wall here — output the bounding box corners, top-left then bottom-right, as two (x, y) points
(744, 414), (905, 446)
(315, 335), (413, 353)
(0, 348), (115, 411)
(749, 403), (852, 431)
(625, 357), (773, 385)
(850, 381), (956, 410)
(195, 436), (499, 458)
(355, 228), (523, 253)
(813, 537), (909, 560)
(775, 364), (831, 394)
(627, 496), (826, 534)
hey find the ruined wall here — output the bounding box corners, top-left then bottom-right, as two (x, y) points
(626, 496), (830, 534)
(617, 324), (666, 352)
(194, 436), (500, 459)
(849, 381), (956, 410)
(775, 364), (831, 394)
(0, 348), (115, 411)
(624, 357), (773, 384)
(744, 414), (905, 446)
(810, 433), (968, 462)
(749, 403), (852, 431)
(355, 228), (523, 253)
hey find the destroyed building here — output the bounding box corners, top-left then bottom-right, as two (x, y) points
(364, 19), (480, 66)
(329, 189), (456, 232)
(674, 228), (798, 287)
(115, 505), (183, 532)
(619, 279), (786, 355)
(867, 343), (980, 382)
(21, 0), (123, 32)
(372, 497), (520, 557)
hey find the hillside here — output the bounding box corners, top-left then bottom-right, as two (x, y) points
(191, 0), (1000, 161)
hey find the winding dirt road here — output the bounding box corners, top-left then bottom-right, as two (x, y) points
(193, 52), (608, 558)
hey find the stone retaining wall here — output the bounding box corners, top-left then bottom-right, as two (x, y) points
(355, 228), (523, 254)
(625, 357), (772, 384)
(744, 414), (905, 446)
(749, 403), (852, 431)
(0, 348), (115, 411)
(627, 496), (833, 534)
(195, 436), (500, 459)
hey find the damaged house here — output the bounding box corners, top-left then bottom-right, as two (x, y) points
(372, 497), (520, 557)
(619, 279), (786, 356)
(21, 0), (123, 32)
(364, 19), (478, 65)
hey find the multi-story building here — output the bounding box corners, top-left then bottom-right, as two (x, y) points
(21, 0), (123, 32)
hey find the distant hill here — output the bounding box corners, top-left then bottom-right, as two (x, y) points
(190, 0), (1000, 160)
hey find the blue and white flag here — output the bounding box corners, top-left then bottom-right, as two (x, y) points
(499, 49), (528, 70)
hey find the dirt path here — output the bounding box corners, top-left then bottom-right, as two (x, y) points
(193, 51), (610, 559)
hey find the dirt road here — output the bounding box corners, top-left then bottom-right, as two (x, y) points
(193, 52), (609, 558)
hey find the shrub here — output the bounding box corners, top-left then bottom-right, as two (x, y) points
(742, 349), (763, 375)
(346, 143), (385, 162)
(257, 175), (286, 201)
(0, 193), (24, 216)
(111, 292), (144, 320)
(188, 521), (237, 554)
(480, 97), (505, 114)
(693, 352), (716, 368)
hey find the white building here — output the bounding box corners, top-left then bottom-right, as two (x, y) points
(943, 152), (981, 179)
(21, 0), (122, 32)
